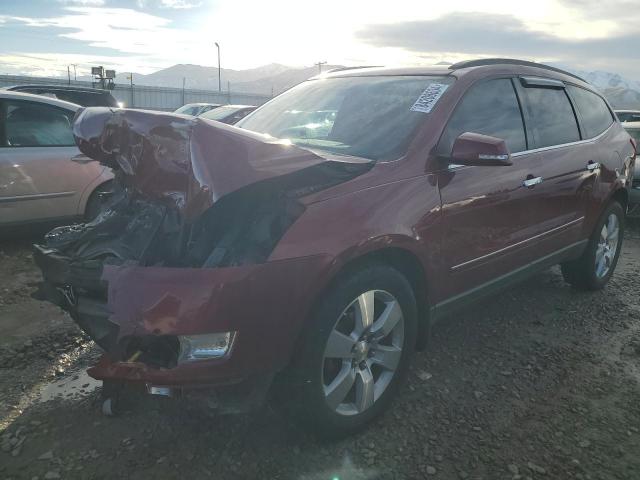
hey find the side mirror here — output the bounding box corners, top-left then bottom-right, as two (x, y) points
(450, 132), (512, 166)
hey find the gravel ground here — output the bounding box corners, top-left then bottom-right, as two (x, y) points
(1, 225), (639, 480)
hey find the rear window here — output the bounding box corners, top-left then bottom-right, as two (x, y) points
(567, 86), (613, 138)
(523, 87), (580, 148)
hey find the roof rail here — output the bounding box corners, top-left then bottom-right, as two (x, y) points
(449, 58), (586, 82)
(323, 65), (383, 74)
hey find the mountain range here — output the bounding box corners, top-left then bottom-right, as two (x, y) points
(81, 63), (343, 96)
(84, 63), (640, 109)
(573, 70), (640, 110)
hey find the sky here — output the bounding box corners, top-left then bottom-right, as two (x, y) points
(0, 0), (639, 79)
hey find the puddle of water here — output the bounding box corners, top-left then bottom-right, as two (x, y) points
(38, 369), (101, 403)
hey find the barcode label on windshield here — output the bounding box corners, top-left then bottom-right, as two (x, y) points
(410, 83), (449, 113)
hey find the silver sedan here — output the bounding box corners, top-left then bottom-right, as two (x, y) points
(0, 91), (113, 227)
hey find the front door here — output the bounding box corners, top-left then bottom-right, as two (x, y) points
(434, 77), (548, 303)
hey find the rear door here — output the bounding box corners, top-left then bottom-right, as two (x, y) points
(516, 78), (604, 248)
(0, 99), (102, 225)
(436, 77), (545, 299)
(565, 84), (618, 219)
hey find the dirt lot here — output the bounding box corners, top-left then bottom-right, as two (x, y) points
(1, 225), (639, 480)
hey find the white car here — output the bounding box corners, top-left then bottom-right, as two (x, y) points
(0, 91), (113, 228)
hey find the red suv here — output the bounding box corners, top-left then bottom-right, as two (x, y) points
(34, 59), (635, 437)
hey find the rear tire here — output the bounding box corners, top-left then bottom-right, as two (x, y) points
(280, 264), (418, 439)
(561, 201), (624, 290)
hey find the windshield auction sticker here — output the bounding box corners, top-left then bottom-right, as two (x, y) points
(410, 83), (450, 113)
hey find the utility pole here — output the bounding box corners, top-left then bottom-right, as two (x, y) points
(127, 73), (134, 108)
(71, 64), (77, 81)
(215, 42), (221, 93)
(67, 66), (71, 85)
(315, 61), (327, 73)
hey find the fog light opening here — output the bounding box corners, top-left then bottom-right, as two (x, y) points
(178, 332), (236, 363)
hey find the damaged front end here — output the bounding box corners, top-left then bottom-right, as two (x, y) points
(33, 107), (370, 402)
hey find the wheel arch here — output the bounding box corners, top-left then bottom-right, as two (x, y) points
(83, 178), (114, 219)
(340, 247), (430, 350)
(76, 169), (114, 216)
(309, 245), (432, 353)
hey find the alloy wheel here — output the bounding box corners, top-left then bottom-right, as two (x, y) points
(321, 290), (404, 416)
(595, 213), (620, 278)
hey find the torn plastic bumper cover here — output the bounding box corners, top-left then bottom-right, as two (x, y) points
(33, 107), (370, 395)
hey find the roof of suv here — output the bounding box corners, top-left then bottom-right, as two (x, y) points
(7, 84), (113, 94)
(0, 89), (81, 110)
(313, 58), (590, 87)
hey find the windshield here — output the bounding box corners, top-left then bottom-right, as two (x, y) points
(237, 75), (453, 161)
(618, 112), (640, 122)
(201, 106), (243, 121)
(175, 104), (201, 115)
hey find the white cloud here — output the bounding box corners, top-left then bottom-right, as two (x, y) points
(6, 7), (184, 55)
(57, 0), (106, 5)
(3, 0), (640, 78)
(159, 0), (202, 9)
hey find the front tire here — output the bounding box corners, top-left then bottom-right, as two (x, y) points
(282, 264), (418, 438)
(561, 201), (624, 290)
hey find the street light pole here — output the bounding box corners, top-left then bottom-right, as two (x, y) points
(128, 73), (134, 108)
(316, 60), (327, 73)
(215, 42), (221, 93)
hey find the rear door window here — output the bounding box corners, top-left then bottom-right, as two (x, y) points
(1, 100), (75, 147)
(567, 85), (613, 138)
(439, 78), (527, 155)
(521, 86), (580, 148)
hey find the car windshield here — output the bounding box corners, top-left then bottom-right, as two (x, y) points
(237, 75), (453, 161)
(617, 112), (640, 122)
(200, 106), (243, 121)
(175, 104), (201, 115)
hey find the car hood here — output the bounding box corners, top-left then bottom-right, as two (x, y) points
(73, 107), (367, 220)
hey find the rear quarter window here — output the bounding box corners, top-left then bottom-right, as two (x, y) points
(567, 85), (613, 138)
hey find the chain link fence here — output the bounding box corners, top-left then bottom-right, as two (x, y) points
(0, 75), (272, 111)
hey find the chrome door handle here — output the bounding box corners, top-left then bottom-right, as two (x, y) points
(523, 176), (543, 188)
(586, 161), (600, 171)
(71, 154), (94, 164)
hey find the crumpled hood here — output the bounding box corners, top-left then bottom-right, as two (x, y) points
(73, 107), (330, 220)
